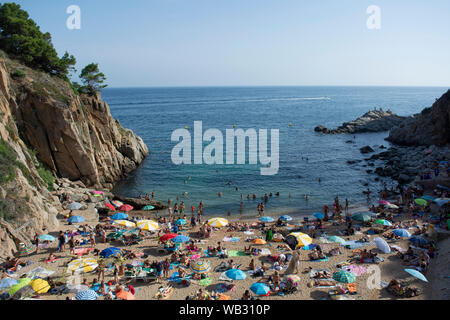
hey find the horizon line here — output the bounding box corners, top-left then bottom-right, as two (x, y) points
(104, 84), (450, 89)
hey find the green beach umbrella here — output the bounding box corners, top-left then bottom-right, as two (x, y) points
(352, 213), (371, 223)
(8, 278), (32, 296)
(333, 270), (356, 283)
(328, 236), (346, 245)
(142, 205), (155, 211)
(375, 219), (392, 226)
(414, 199), (427, 206)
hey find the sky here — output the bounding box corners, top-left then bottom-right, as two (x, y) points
(7, 0), (450, 87)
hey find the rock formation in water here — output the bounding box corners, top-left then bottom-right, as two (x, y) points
(386, 90), (450, 147)
(0, 52), (149, 258)
(314, 110), (406, 134)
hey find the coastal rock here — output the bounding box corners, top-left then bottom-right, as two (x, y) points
(360, 146), (375, 154)
(387, 90), (450, 146)
(113, 195), (167, 211)
(315, 109), (406, 134)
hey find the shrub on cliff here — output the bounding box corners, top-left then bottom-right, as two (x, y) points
(79, 63), (108, 95)
(0, 3), (76, 78)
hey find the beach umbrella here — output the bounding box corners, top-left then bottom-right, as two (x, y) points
(0, 278), (18, 289)
(252, 239), (267, 245)
(18, 243), (35, 256)
(142, 205), (155, 211)
(225, 269), (247, 280)
(100, 247), (121, 258)
(66, 284), (89, 294)
(27, 267), (55, 279)
(328, 235), (346, 245)
(375, 219), (392, 226)
(433, 198), (450, 207)
(111, 200), (123, 208)
(105, 203), (116, 211)
(112, 220), (136, 228)
(352, 213), (371, 223)
(404, 269), (428, 282)
(207, 218), (229, 228)
(172, 235), (190, 243)
(8, 278), (32, 296)
(414, 199), (427, 206)
(38, 234), (56, 242)
(333, 270), (356, 284)
(421, 195), (435, 201)
(136, 220), (159, 231)
(285, 232), (312, 249)
(118, 204), (134, 212)
(313, 213), (324, 220)
(280, 215), (292, 222)
(373, 237), (391, 253)
(75, 290), (99, 300)
(409, 236), (429, 246)
(31, 279), (50, 294)
(11, 285), (35, 300)
(393, 229), (411, 238)
(66, 202), (82, 210)
(378, 200), (390, 205)
(250, 283), (270, 296)
(159, 233), (178, 242)
(190, 260), (211, 274)
(259, 216), (275, 223)
(175, 219), (186, 226)
(67, 258), (98, 273)
(386, 204), (399, 209)
(111, 212), (129, 220)
(67, 216), (86, 224)
(283, 275), (301, 287)
(116, 290), (136, 300)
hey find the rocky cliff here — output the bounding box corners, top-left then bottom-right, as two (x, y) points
(0, 53), (149, 258)
(315, 110), (406, 134)
(386, 90), (450, 147)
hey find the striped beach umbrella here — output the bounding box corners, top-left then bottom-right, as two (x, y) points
(38, 234), (56, 241)
(136, 220), (159, 231)
(111, 212), (129, 220)
(286, 232), (312, 248)
(67, 216), (86, 224)
(31, 279), (50, 294)
(19, 243), (35, 256)
(111, 200), (123, 208)
(225, 269), (247, 280)
(414, 199), (427, 206)
(333, 270), (356, 283)
(66, 202), (82, 210)
(175, 219), (186, 226)
(259, 216), (275, 223)
(375, 219), (392, 226)
(118, 204), (134, 212)
(142, 205), (155, 211)
(67, 258), (98, 273)
(250, 283), (271, 296)
(105, 203), (116, 211)
(283, 275), (301, 287)
(112, 220), (136, 228)
(280, 215), (292, 222)
(76, 290), (99, 300)
(393, 229), (411, 238)
(207, 217), (229, 228)
(190, 260), (211, 274)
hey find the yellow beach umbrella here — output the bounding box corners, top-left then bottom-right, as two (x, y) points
(207, 217), (229, 228)
(112, 220), (136, 228)
(136, 220), (159, 231)
(31, 279), (50, 294)
(287, 232), (312, 248)
(67, 258), (98, 274)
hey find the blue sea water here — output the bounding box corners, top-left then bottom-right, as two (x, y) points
(102, 86), (446, 219)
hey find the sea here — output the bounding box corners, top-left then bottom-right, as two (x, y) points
(102, 86), (446, 220)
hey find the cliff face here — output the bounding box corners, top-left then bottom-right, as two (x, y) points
(0, 53), (148, 258)
(387, 90), (450, 147)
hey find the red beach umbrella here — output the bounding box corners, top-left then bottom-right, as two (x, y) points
(160, 233), (178, 242)
(105, 203), (116, 211)
(118, 204), (134, 212)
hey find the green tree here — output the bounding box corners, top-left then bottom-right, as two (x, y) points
(79, 63), (107, 95)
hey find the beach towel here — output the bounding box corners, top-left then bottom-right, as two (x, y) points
(214, 262), (231, 273)
(168, 272), (193, 283)
(343, 265), (367, 276)
(334, 261), (351, 269)
(197, 277), (212, 286)
(302, 244), (318, 250)
(223, 237), (241, 242)
(243, 231), (254, 235)
(73, 247), (94, 256)
(260, 248), (271, 256)
(216, 283), (236, 293)
(228, 250), (247, 257)
(189, 254), (201, 260)
(310, 256), (329, 262)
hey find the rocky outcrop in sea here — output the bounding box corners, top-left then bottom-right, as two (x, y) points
(314, 109), (406, 134)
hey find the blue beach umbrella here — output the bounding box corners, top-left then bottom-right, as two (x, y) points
(111, 213), (129, 220)
(280, 215), (292, 222)
(99, 247), (121, 258)
(404, 269), (428, 282)
(433, 198), (450, 207)
(225, 269), (247, 280)
(313, 213), (324, 220)
(409, 236), (429, 246)
(75, 290), (99, 300)
(172, 235), (190, 243)
(66, 202), (82, 210)
(175, 219), (186, 226)
(38, 234), (56, 241)
(68, 216), (86, 224)
(374, 237), (391, 254)
(250, 283), (271, 296)
(393, 229), (411, 238)
(328, 235), (346, 245)
(375, 219), (392, 226)
(259, 216), (274, 223)
(0, 278), (18, 289)
(142, 205), (155, 211)
(420, 195), (435, 202)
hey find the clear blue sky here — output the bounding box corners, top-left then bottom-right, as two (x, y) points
(9, 0), (450, 87)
